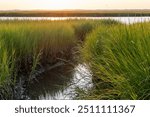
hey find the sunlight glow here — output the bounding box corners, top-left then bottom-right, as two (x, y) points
(0, 0), (150, 10)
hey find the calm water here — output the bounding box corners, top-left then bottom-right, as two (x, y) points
(2, 16), (150, 100)
(27, 64), (92, 100)
(0, 17), (150, 24)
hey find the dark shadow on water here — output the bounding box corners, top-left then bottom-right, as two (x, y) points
(28, 65), (75, 100)
(22, 63), (93, 100)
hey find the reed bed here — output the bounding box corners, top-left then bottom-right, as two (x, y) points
(0, 19), (108, 86)
(81, 21), (150, 100)
(0, 19), (121, 99)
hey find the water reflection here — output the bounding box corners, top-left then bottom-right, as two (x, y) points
(27, 64), (92, 100)
(0, 17), (150, 24)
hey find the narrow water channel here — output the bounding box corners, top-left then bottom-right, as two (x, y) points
(26, 64), (92, 100)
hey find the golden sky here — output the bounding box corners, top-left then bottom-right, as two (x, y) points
(0, 0), (150, 10)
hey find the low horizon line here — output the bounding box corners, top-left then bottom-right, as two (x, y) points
(0, 8), (150, 11)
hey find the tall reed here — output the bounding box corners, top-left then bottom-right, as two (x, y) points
(0, 19), (120, 98)
(82, 22), (150, 99)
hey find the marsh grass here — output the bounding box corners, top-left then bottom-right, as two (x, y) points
(0, 20), (77, 98)
(0, 20), (77, 88)
(0, 19), (121, 99)
(0, 10), (150, 17)
(82, 22), (150, 100)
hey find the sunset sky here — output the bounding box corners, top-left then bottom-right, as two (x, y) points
(0, 0), (150, 10)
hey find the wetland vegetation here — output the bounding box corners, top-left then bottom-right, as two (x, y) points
(0, 19), (103, 99)
(0, 18), (150, 100)
(79, 21), (150, 100)
(0, 10), (150, 17)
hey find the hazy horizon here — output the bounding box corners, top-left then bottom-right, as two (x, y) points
(0, 0), (150, 10)
(1, 9), (150, 11)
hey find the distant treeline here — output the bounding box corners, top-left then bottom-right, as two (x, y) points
(0, 10), (150, 17)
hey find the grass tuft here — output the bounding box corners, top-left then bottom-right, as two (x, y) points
(82, 22), (150, 100)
